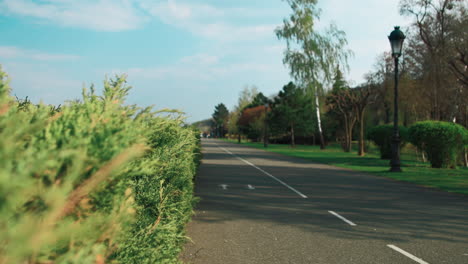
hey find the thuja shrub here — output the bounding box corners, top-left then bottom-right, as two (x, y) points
(0, 67), (199, 264)
(408, 121), (468, 168)
(115, 115), (200, 264)
(367, 124), (409, 159)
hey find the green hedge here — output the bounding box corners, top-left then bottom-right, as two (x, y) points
(0, 68), (199, 263)
(367, 124), (409, 159)
(408, 121), (468, 168)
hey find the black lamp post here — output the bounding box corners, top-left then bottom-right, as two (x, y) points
(263, 103), (269, 148)
(388, 26), (406, 172)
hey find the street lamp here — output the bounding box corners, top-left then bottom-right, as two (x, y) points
(388, 26), (406, 172)
(263, 103), (269, 148)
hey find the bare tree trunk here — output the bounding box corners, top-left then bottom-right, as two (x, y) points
(421, 149), (427, 162)
(384, 102), (391, 124)
(291, 124), (295, 148)
(346, 114), (357, 153)
(343, 115), (351, 152)
(315, 92), (325, 149)
(344, 113), (357, 153)
(238, 133), (241, 143)
(358, 111), (365, 156)
(464, 148), (467, 167)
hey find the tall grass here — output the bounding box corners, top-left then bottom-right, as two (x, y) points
(0, 67), (199, 263)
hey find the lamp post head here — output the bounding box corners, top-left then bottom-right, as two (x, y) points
(388, 26), (406, 58)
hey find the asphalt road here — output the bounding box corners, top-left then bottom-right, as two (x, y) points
(180, 139), (468, 264)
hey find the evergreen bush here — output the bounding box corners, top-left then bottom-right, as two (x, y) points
(0, 67), (200, 263)
(367, 124), (408, 159)
(408, 121), (468, 168)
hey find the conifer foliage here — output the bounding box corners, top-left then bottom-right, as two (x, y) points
(0, 67), (200, 263)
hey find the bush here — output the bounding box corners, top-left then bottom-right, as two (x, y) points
(408, 121), (468, 168)
(367, 124), (409, 159)
(0, 69), (199, 263)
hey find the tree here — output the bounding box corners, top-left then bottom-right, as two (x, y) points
(247, 92), (269, 108)
(270, 82), (313, 147)
(352, 85), (375, 156)
(447, 4), (468, 88)
(400, 0), (467, 124)
(326, 70), (356, 152)
(227, 85), (259, 142)
(238, 105), (268, 141)
(364, 53), (394, 124)
(211, 103), (229, 138)
(326, 68), (375, 155)
(237, 92), (271, 142)
(0, 65), (11, 104)
(227, 111), (241, 140)
(276, 0), (352, 149)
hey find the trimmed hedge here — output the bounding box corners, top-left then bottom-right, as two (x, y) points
(0, 69), (199, 263)
(367, 124), (409, 159)
(408, 121), (468, 168)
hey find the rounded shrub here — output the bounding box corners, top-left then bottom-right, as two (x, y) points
(408, 121), (468, 168)
(367, 124), (409, 159)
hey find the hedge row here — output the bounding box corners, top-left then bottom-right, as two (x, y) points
(0, 69), (199, 263)
(367, 122), (468, 168)
(367, 125), (409, 159)
(408, 121), (468, 168)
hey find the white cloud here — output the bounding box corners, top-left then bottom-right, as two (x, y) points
(180, 53), (219, 66)
(111, 53), (218, 81)
(264, 44), (286, 54)
(0, 46), (21, 58)
(0, 0), (148, 31)
(0, 46), (80, 61)
(313, 0), (413, 84)
(3, 62), (82, 105)
(140, 0), (280, 22)
(113, 52), (282, 82)
(140, 0), (278, 42)
(144, 0), (223, 20)
(0, 0), (281, 38)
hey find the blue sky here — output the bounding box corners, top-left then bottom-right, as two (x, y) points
(0, 0), (410, 123)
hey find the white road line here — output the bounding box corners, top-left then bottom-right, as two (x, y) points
(328, 211), (357, 226)
(387, 245), (429, 264)
(217, 145), (308, 199)
(247, 184), (255, 190)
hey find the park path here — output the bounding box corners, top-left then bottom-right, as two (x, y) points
(180, 139), (468, 264)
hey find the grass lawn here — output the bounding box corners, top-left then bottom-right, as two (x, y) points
(222, 138), (468, 196)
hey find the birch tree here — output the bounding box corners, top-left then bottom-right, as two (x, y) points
(275, 0), (351, 149)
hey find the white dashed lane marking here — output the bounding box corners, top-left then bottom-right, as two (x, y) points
(387, 245), (430, 264)
(328, 211), (357, 226)
(217, 145), (308, 199)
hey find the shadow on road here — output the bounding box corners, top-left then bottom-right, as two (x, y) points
(193, 139), (468, 245)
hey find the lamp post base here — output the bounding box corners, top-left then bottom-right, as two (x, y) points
(390, 135), (402, 172)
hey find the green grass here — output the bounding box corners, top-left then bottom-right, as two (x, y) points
(223, 138), (468, 195)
